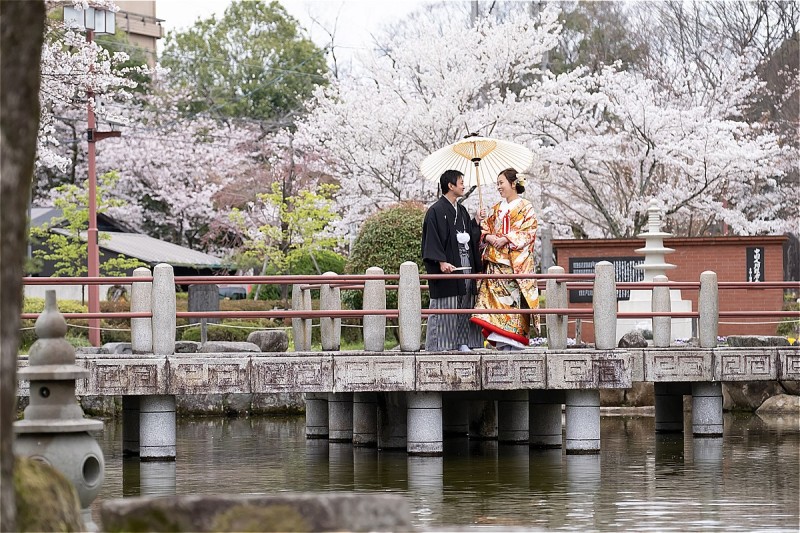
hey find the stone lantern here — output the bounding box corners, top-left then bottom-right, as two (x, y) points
(15, 290), (105, 531)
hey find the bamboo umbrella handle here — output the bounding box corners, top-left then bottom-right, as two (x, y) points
(474, 160), (483, 210)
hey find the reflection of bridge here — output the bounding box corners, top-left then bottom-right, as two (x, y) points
(19, 262), (800, 461)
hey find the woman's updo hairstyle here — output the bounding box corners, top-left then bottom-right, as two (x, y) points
(500, 168), (525, 194)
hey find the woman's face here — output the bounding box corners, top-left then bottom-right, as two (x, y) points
(496, 174), (515, 199)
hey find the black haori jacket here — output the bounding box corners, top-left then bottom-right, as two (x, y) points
(421, 196), (483, 299)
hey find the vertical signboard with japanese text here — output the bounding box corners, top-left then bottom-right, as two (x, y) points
(747, 247), (765, 282)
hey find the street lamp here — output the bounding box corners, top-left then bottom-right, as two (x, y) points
(64, 5), (121, 346)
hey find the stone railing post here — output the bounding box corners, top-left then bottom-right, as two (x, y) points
(363, 266), (387, 352)
(699, 271), (718, 348)
(398, 261), (421, 352)
(151, 263), (175, 356)
(593, 261), (617, 350)
(652, 274), (671, 347)
(320, 272), (341, 351)
(546, 266), (567, 350)
(292, 284), (312, 351)
(131, 266), (152, 354)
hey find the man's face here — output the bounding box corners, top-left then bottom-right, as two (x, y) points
(451, 176), (465, 196)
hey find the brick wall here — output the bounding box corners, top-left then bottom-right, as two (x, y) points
(552, 236), (787, 342)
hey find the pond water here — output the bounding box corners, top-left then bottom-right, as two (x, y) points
(93, 412), (799, 531)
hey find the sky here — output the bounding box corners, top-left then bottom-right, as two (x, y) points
(156, 0), (428, 61)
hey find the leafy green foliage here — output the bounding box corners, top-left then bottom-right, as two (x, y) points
(777, 294), (799, 338)
(255, 249), (346, 300)
(161, 0), (328, 122)
(343, 202), (427, 314)
(29, 171), (145, 277)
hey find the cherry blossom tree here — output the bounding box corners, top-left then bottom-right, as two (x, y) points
(298, 2), (797, 241)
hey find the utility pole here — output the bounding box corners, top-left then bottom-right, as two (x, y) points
(65, 6), (120, 346)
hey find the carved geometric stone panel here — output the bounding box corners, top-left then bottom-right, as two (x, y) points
(81, 356), (168, 395)
(714, 348), (777, 381)
(251, 356), (333, 392)
(482, 355), (546, 390)
(547, 351), (633, 389)
(645, 349), (713, 382)
(779, 348), (800, 380)
(416, 355), (481, 391)
(333, 355), (414, 392)
(168, 355), (250, 394)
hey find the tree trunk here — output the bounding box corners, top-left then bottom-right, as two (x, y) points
(0, 2), (46, 531)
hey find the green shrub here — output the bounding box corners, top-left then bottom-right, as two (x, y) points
(255, 249), (347, 300)
(20, 297), (88, 349)
(181, 321), (272, 342)
(777, 294), (799, 338)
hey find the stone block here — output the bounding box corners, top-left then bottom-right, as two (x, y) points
(251, 355), (333, 393)
(618, 330), (648, 348)
(247, 330), (289, 352)
(168, 355), (250, 395)
(722, 381), (787, 411)
(80, 355), (168, 396)
(547, 350), (633, 389)
(755, 394), (800, 416)
(645, 348), (713, 381)
(779, 349), (800, 380)
(599, 388), (625, 406)
(416, 355), (481, 391)
(102, 342), (132, 354)
(713, 348), (778, 381)
(333, 355), (414, 392)
(727, 335), (791, 347)
(250, 393), (304, 414)
(100, 493), (413, 533)
(175, 341), (199, 353)
(624, 382), (655, 406)
(481, 354), (546, 390)
(188, 284), (220, 324)
(198, 341), (261, 353)
(176, 394), (227, 416)
(17, 358), (29, 397)
(780, 380), (800, 395)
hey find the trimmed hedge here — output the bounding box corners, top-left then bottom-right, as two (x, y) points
(255, 249), (347, 300)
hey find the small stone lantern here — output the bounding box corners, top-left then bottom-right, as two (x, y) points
(15, 290), (105, 531)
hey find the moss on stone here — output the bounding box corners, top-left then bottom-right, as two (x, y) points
(211, 504), (311, 532)
(14, 456), (83, 532)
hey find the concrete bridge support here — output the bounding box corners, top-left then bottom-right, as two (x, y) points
(529, 390), (564, 448)
(130, 267), (152, 354)
(593, 262), (617, 350)
(407, 392), (443, 455)
(122, 396), (140, 456)
(468, 400), (498, 440)
(363, 266), (387, 351)
(328, 392), (354, 442)
(565, 390), (600, 454)
(353, 392), (378, 447)
(546, 266), (568, 350)
(377, 392), (407, 449)
(398, 261), (422, 352)
(320, 272), (342, 351)
(442, 394), (469, 437)
(691, 382), (723, 437)
(139, 394), (176, 461)
(654, 383), (686, 433)
(498, 391), (529, 443)
(304, 393), (329, 439)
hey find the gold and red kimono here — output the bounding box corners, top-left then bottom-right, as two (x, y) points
(470, 198), (539, 346)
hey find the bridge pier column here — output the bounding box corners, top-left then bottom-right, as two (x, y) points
(377, 392), (407, 449)
(529, 390), (564, 448)
(468, 399), (497, 440)
(654, 383), (685, 433)
(328, 392), (354, 442)
(442, 394), (468, 437)
(498, 391), (529, 443)
(122, 395), (140, 456)
(363, 267), (387, 352)
(565, 390), (600, 454)
(304, 393), (329, 439)
(139, 394), (176, 461)
(691, 382), (723, 437)
(353, 392), (377, 447)
(407, 392), (443, 455)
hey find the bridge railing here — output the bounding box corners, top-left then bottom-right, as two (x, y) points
(21, 261), (800, 351)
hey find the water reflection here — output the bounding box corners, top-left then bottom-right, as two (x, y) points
(93, 413), (799, 531)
